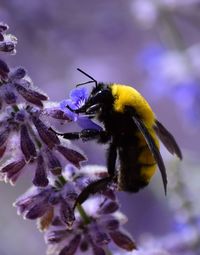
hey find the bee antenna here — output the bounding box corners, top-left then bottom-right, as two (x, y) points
(76, 68), (98, 88)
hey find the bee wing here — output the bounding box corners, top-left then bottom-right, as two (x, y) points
(132, 115), (167, 194)
(154, 120), (182, 160)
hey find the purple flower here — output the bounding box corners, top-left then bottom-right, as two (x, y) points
(0, 66), (48, 110)
(14, 165), (88, 228)
(45, 165), (135, 255)
(13, 182), (76, 227)
(60, 87), (89, 121)
(0, 59), (9, 81)
(45, 195), (136, 255)
(0, 22), (17, 54)
(14, 163), (136, 255)
(0, 50), (86, 188)
(60, 87), (102, 131)
(13, 186), (53, 220)
(0, 158), (26, 185)
(0, 105), (86, 186)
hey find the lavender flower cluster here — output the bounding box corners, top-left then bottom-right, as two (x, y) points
(0, 23), (136, 255)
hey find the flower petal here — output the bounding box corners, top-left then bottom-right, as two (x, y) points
(98, 216), (119, 231)
(109, 230), (136, 251)
(1, 159), (26, 184)
(9, 67), (26, 80)
(98, 200), (119, 214)
(57, 145), (86, 168)
(45, 149), (62, 175)
(45, 229), (70, 244)
(60, 200), (75, 228)
(60, 99), (77, 121)
(0, 146), (6, 158)
(3, 86), (17, 104)
(77, 117), (102, 131)
(20, 124), (37, 162)
(15, 83), (46, 107)
(69, 87), (88, 102)
(89, 223), (110, 246)
(32, 116), (60, 149)
(45, 108), (71, 121)
(0, 127), (10, 147)
(0, 59), (9, 79)
(33, 154), (49, 187)
(25, 202), (50, 220)
(0, 23), (9, 32)
(58, 235), (81, 255)
(0, 40), (16, 53)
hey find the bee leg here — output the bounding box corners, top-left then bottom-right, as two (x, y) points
(74, 142), (118, 207)
(107, 142), (117, 177)
(49, 127), (110, 142)
(74, 176), (112, 208)
(49, 127), (80, 140)
(79, 129), (110, 142)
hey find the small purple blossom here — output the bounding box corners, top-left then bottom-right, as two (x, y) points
(56, 145), (86, 169)
(60, 87), (102, 131)
(14, 165), (85, 228)
(13, 164), (136, 255)
(0, 22), (17, 54)
(0, 103), (86, 186)
(45, 196), (136, 255)
(60, 87), (89, 121)
(0, 158), (26, 185)
(0, 59), (10, 80)
(20, 123), (37, 161)
(14, 186), (53, 219)
(0, 67), (48, 110)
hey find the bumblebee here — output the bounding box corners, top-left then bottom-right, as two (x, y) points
(57, 69), (182, 205)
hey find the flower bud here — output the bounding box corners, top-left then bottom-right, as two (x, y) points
(33, 154), (49, 187)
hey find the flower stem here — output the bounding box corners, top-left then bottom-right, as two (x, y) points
(58, 175), (67, 186)
(76, 203), (91, 225)
(12, 104), (19, 112)
(54, 175), (91, 224)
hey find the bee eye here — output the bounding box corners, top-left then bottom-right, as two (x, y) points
(90, 90), (111, 104)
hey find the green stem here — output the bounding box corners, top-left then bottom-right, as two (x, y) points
(54, 175), (91, 224)
(76, 202), (113, 254)
(54, 175), (113, 253)
(12, 104), (19, 112)
(58, 175), (67, 186)
(76, 203), (91, 225)
(54, 174), (67, 189)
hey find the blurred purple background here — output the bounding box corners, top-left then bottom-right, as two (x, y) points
(1, 1), (200, 254)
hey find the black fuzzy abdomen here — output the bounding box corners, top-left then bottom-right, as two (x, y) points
(118, 141), (149, 192)
(100, 111), (154, 192)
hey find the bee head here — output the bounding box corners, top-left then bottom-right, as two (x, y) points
(74, 69), (113, 115)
